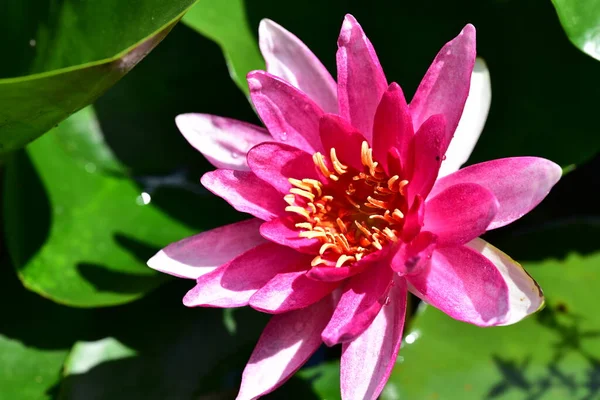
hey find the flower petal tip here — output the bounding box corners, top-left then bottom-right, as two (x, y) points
(246, 70), (264, 92)
(387, 82), (401, 91)
(146, 250), (164, 271)
(338, 14), (362, 47)
(174, 112), (190, 126)
(548, 160), (564, 182)
(182, 291), (196, 308)
(258, 18), (277, 32)
(258, 19), (282, 50)
(462, 23), (476, 36)
(467, 238), (545, 326)
(199, 171), (212, 188)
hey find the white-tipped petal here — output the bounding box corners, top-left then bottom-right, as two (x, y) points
(439, 58), (491, 177)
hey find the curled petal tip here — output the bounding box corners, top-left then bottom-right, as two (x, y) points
(246, 70), (264, 91)
(146, 250), (162, 271)
(339, 14), (362, 46)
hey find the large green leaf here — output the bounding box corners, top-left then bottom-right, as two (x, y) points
(0, 0), (198, 155)
(2, 106), (213, 307)
(551, 0), (600, 61)
(182, 0), (265, 95)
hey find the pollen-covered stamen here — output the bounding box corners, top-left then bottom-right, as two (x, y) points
(285, 142), (410, 268)
(290, 188), (315, 202)
(285, 206), (311, 219)
(330, 148), (348, 175)
(392, 209), (405, 221)
(320, 243), (342, 255)
(312, 153), (335, 179)
(295, 222), (313, 230)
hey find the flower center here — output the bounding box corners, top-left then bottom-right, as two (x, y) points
(285, 141), (409, 268)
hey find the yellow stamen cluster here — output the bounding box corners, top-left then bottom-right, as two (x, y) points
(285, 141), (409, 268)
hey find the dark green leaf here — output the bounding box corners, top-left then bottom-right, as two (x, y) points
(182, 0), (265, 95)
(2, 107), (203, 307)
(0, 0), (199, 155)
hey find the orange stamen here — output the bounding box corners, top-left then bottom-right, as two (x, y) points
(286, 143), (410, 270)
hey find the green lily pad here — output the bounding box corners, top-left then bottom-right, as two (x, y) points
(2, 107), (212, 307)
(182, 0), (264, 95)
(51, 106), (127, 175)
(0, 0), (198, 155)
(384, 220), (600, 400)
(0, 335), (67, 400)
(551, 0), (600, 61)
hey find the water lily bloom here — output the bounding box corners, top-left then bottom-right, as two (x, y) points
(148, 14), (561, 400)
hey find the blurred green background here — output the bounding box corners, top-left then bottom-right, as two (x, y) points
(0, 0), (599, 399)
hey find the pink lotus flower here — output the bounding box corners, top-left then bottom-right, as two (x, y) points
(148, 15), (561, 400)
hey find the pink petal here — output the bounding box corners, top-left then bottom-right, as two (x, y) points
(247, 142), (319, 194)
(409, 24), (476, 137)
(307, 249), (389, 282)
(259, 19), (338, 114)
(372, 83), (413, 172)
(406, 245), (510, 327)
(322, 258), (394, 346)
(183, 243), (302, 308)
(406, 114), (447, 202)
(147, 219), (266, 279)
(307, 264), (367, 282)
(175, 114), (270, 171)
(386, 146), (403, 176)
(336, 14), (387, 142)
(250, 269), (338, 313)
(423, 182), (499, 246)
(340, 277), (407, 400)
(438, 58), (491, 177)
(319, 114), (366, 171)
(248, 70), (324, 153)
(401, 195), (424, 242)
(430, 157), (562, 230)
(237, 295), (335, 400)
(467, 238), (544, 325)
(259, 218), (320, 254)
(391, 231), (437, 276)
(201, 170), (284, 220)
